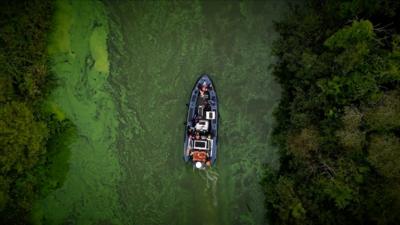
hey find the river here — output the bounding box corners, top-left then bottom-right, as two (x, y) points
(32, 1), (288, 224)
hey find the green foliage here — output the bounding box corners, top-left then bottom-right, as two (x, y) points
(321, 178), (354, 209)
(0, 0), (72, 224)
(363, 91), (400, 131)
(367, 133), (400, 179)
(0, 0), (55, 103)
(263, 172), (306, 225)
(0, 102), (48, 175)
(287, 127), (320, 160)
(336, 107), (365, 153)
(324, 20), (374, 50)
(265, 0), (400, 224)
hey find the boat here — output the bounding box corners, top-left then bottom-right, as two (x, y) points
(183, 74), (218, 169)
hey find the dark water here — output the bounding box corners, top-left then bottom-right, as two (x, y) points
(33, 1), (288, 224)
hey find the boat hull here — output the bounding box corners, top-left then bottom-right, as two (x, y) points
(183, 75), (218, 167)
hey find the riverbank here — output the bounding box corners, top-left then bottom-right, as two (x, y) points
(0, 0), (59, 223)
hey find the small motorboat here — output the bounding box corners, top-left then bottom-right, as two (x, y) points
(183, 75), (218, 169)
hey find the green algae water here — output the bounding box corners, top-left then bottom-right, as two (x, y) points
(32, 0), (122, 224)
(33, 0), (288, 224)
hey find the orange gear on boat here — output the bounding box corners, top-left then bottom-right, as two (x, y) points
(192, 151), (207, 162)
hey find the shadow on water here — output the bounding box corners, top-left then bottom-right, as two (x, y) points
(31, 118), (75, 224)
(42, 120), (75, 195)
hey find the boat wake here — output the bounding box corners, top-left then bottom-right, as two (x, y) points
(199, 169), (219, 207)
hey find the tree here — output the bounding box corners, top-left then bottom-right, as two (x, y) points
(0, 102), (48, 212)
(367, 133), (400, 180)
(336, 107), (365, 154)
(287, 127), (320, 160)
(363, 91), (400, 132)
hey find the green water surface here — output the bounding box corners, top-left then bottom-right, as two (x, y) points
(33, 1), (288, 224)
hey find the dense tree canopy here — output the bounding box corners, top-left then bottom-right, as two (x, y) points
(264, 0), (400, 224)
(0, 0), (71, 224)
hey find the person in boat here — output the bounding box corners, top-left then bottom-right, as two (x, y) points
(188, 126), (194, 136)
(199, 82), (209, 97)
(195, 132), (200, 140)
(193, 114), (200, 124)
(204, 100), (211, 111)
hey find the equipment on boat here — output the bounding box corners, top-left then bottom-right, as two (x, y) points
(195, 162), (202, 169)
(183, 75), (218, 169)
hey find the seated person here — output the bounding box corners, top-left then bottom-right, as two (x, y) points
(199, 82), (209, 97)
(187, 127), (195, 136)
(194, 115), (200, 124)
(204, 101), (211, 111)
(199, 130), (208, 136)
